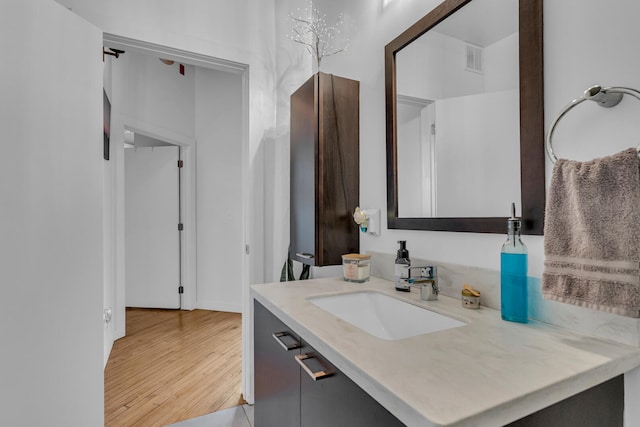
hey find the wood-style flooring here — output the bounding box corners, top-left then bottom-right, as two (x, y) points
(105, 308), (244, 427)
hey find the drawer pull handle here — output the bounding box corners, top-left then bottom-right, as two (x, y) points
(272, 332), (301, 351)
(295, 253), (315, 259)
(295, 353), (333, 381)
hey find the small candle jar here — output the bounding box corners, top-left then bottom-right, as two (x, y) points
(342, 254), (371, 283)
(461, 288), (481, 309)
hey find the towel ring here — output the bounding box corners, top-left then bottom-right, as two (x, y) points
(546, 85), (640, 163)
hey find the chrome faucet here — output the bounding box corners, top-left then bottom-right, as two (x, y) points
(406, 266), (438, 301)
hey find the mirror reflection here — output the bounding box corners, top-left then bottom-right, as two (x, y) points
(395, 0), (520, 218)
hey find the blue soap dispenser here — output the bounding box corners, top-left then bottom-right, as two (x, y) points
(500, 203), (528, 323)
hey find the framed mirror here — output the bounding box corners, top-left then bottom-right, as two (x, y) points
(385, 0), (544, 234)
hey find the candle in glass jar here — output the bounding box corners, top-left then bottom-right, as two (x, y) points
(342, 253), (371, 283)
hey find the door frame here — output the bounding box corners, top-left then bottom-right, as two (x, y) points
(123, 121), (195, 310)
(103, 35), (251, 388)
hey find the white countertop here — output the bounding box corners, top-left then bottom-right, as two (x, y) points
(251, 277), (640, 427)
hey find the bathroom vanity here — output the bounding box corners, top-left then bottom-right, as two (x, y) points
(254, 300), (404, 426)
(252, 277), (640, 426)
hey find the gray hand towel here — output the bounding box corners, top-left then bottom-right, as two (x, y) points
(542, 147), (640, 317)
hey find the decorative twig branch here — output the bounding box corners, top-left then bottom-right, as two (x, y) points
(289, 1), (349, 70)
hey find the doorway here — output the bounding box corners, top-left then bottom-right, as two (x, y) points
(103, 32), (250, 400)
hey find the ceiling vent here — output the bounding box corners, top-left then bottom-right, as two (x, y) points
(465, 43), (483, 74)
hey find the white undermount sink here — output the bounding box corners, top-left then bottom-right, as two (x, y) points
(308, 291), (465, 340)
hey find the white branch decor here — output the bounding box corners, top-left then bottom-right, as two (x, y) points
(289, 1), (349, 70)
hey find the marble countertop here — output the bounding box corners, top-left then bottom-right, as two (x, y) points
(251, 277), (640, 427)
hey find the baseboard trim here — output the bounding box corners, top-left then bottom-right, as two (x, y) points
(197, 300), (242, 313)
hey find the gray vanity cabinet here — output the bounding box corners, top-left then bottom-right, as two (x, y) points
(254, 300), (403, 427)
(255, 299), (623, 426)
(299, 340), (404, 427)
(254, 300), (301, 426)
(290, 72), (360, 267)
(505, 374), (623, 427)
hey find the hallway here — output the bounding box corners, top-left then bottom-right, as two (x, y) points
(104, 309), (243, 426)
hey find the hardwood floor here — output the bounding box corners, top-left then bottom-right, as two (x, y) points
(105, 308), (244, 427)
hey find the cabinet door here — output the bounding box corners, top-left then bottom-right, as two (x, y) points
(504, 375), (623, 427)
(299, 340), (404, 427)
(290, 72), (360, 267)
(254, 301), (302, 427)
(316, 72), (360, 266)
(290, 75), (317, 265)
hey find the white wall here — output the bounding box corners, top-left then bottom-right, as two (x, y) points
(396, 28), (517, 100)
(195, 68), (244, 312)
(397, 31), (485, 100)
(47, 0), (640, 415)
(111, 51), (196, 329)
(485, 32), (518, 92)
(118, 53), (196, 138)
(57, 0), (274, 403)
(396, 102), (427, 216)
(435, 90), (520, 216)
(270, 0), (515, 276)
(110, 51), (244, 313)
(0, 1), (104, 426)
(56, 0), (278, 288)
(543, 2), (640, 420)
(308, 0), (640, 420)
(293, 0), (512, 275)
(264, 0), (314, 282)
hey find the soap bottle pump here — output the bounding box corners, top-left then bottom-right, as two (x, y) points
(500, 203), (528, 323)
(395, 240), (411, 292)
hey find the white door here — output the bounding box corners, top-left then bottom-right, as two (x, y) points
(125, 146), (180, 309)
(1, 1), (104, 425)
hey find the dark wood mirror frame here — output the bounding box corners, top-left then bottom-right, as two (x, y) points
(385, 0), (544, 234)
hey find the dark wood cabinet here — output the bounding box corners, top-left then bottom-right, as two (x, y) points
(254, 300), (403, 427)
(290, 72), (360, 267)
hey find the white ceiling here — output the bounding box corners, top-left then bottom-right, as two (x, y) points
(433, 0), (518, 47)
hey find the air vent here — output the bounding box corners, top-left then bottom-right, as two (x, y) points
(465, 43), (483, 74)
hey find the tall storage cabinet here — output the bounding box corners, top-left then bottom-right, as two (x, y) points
(290, 72), (360, 267)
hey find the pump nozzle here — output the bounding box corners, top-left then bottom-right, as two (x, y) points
(507, 202), (522, 237)
(397, 240), (409, 259)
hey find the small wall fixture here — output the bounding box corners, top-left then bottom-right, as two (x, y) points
(103, 47), (124, 61)
(353, 207), (380, 236)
